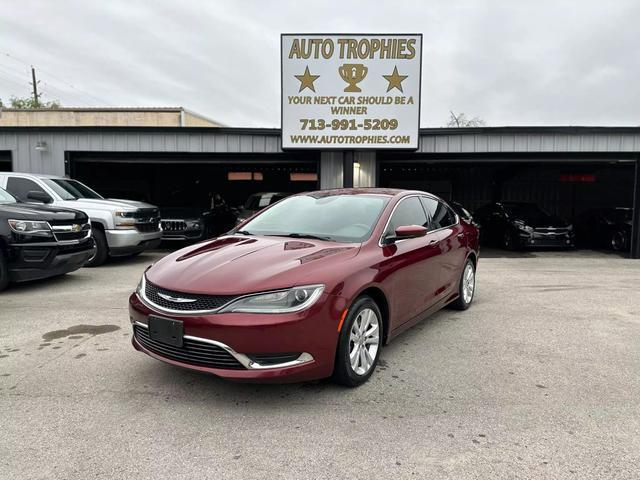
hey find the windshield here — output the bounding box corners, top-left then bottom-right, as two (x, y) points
(42, 179), (103, 200)
(0, 187), (17, 204)
(503, 203), (551, 221)
(238, 194), (390, 243)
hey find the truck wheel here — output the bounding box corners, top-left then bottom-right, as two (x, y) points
(0, 249), (9, 292)
(85, 228), (109, 267)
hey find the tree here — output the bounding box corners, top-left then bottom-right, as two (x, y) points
(447, 111), (486, 128)
(8, 95), (60, 109)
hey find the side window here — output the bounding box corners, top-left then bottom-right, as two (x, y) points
(421, 197), (457, 230)
(6, 177), (45, 202)
(385, 197), (428, 237)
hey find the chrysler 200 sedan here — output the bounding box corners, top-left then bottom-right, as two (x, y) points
(129, 189), (479, 386)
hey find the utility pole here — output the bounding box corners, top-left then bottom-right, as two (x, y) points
(30, 66), (40, 107)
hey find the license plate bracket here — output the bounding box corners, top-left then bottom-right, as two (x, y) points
(148, 316), (184, 347)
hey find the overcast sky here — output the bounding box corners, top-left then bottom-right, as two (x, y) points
(1, 0), (638, 127)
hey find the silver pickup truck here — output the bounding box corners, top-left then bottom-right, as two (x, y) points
(0, 172), (162, 266)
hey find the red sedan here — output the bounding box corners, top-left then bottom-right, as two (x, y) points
(129, 188), (479, 386)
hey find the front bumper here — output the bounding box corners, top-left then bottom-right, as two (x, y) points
(8, 239), (95, 282)
(128, 291), (346, 383)
(516, 232), (575, 248)
(106, 229), (162, 256)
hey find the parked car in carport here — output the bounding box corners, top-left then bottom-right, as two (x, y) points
(0, 187), (95, 292)
(473, 201), (575, 250)
(574, 207), (632, 252)
(235, 192), (290, 224)
(0, 173), (162, 266)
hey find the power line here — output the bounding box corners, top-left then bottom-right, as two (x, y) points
(1, 51), (115, 106)
(0, 63), (90, 105)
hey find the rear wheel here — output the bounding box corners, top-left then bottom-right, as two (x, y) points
(333, 296), (382, 387)
(0, 249), (9, 292)
(85, 227), (108, 267)
(450, 259), (476, 310)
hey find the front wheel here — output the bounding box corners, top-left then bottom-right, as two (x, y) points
(333, 296), (382, 387)
(610, 231), (628, 252)
(85, 228), (108, 267)
(450, 259), (476, 310)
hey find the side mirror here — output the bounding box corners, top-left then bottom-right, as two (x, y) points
(27, 191), (53, 204)
(384, 225), (428, 244)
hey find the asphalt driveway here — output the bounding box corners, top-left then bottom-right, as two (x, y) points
(1, 249), (639, 479)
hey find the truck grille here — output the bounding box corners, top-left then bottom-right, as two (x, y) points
(133, 325), (245, 370)
(136, 220), (161, 233)
(51, 223), (91, 242)
(161, 220), (187, 232)
(143, 279), (239, 312)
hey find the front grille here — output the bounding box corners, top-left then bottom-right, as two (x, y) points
(136, 220), (160, 233)
(134, 325), (245, 369)
(144, 280), (239, 312)
(533, 228), (570, 235)
(51, 223), (91, 242)
(161, 220), (187, 232)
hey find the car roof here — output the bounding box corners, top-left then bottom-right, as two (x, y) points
(301, 188), (418, 198)
(2, 172), (64, 180)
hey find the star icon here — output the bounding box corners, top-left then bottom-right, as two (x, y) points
(383, 66), (408, 93)
(295, 66), (320, 93)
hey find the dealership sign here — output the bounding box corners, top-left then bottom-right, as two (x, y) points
(281, 34), (422, 150)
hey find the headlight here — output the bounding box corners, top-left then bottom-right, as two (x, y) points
(516, 224), (534, 233)
(8, 219), (53, 237)
(186, 220), (201, 229)
(219, 285), (325, 314)
(114, 210), (137, 229)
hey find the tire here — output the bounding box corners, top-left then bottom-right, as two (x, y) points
(450, 259), (476, 310)
(332, 296), (383, 387)
(85, 228), (109, 267)
(610, 231), (628, 252)
(502, 231), (515, 250)
(0, 249), (9, 292)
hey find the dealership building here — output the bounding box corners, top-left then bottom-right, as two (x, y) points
(0, 108), (638, 258)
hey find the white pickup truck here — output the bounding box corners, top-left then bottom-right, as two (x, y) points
(0, 172), (162, 266)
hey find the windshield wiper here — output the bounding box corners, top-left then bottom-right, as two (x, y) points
(234, 230), (254, 236)
(268, 233), (333, 241)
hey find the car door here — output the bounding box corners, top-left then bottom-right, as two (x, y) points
(421, 196), (466, 299)
(379, 196), (441, 327)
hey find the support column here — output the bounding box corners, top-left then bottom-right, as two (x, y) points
(631, 158), (640, 259)
(343, 150), (354, 188)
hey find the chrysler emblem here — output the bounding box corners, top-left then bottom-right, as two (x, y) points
(157, 292), (197, 303)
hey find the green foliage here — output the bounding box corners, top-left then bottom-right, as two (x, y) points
(8, 96), (60, 109)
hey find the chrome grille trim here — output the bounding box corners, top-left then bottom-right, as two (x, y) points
(133, 321), (313, 370)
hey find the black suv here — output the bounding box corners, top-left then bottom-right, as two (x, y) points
(0, 187), (95, 291)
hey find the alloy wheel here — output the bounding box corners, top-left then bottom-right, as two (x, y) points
(462, 263), (475, 304)
(349, 308), (380, 376)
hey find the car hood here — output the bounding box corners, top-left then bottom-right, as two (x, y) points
(0, 203), (87, 222)
(146, 235), (360, 295)
(67, 198), (157, 212)
(512, 216), (569, 228)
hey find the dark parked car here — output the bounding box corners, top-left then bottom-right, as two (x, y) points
(474, 201), (575, 250)
(129, 188), (479, 386)
(235, 192), (290, 224)
(160, 193), (237, 242)
(0, 187), (95, 291)
(574, 207), (632, 252)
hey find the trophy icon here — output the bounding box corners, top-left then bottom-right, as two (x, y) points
(338, 64), (368, 92)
